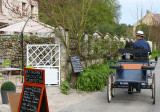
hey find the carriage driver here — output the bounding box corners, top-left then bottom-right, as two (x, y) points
(128, 31), (151, 94)
(133, 30), (151, 54)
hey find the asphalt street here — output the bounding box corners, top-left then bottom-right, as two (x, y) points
(59, 59), (160, 112)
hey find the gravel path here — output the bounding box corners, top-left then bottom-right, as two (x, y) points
(0, 81), (97, 112)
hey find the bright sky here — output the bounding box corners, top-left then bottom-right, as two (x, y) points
(118, 0), (160, 25)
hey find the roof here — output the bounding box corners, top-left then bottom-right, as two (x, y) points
(0, 20), (54, 33)
(154, 14), (160, 20)
(93, 30), (103, 36)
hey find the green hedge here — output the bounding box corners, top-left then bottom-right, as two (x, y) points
(151, 50), (160, 59)
(76, 63), (115, 91)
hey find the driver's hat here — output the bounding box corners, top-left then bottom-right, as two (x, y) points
(136, 30), (144, 37)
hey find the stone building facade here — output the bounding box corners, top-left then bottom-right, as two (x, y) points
(133, 10), (160, 35)
(0, 0), (38, 27)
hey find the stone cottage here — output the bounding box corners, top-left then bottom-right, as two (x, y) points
(133, 10), (160, 35)
(0, 0), (38, 27)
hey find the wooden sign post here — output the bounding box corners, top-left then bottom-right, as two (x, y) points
(70, 56), (83, 88)
(18, 68), (49, 112)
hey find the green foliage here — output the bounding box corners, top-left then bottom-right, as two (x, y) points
(0, 36), (18, 38)
(22, 35), (37, 38)
(30, 35), (38, 38)
(136, 24), (160, 43)
(60, 75), (71, 95)
(39, 0), (121, 35)
(38, 0), (94, 56)
(23, 35), (30, 38)
(136, 24), (149, 40)
(60, 81), (70, 95)
(81, 35), (125, 59)
(149, 25), (160, 43)
(38, 0), (122, 57)
(11, 36), (18, 38)
(136, 24), (149, 33)
(110, 39), (125, 59)
(0, 36), (6, 38)
(76, 63), (115, 91)
(151, 50), (160, 59)
(97, 23), (130, 37)
(1, 81), (16, 91)
(87, 37), (108, 59)
(85, 0), (121, 34)
(96, 24), (115, 36)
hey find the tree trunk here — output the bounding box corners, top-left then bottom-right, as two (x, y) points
(70, 72), (79, 88)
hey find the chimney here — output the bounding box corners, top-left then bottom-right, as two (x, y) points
(147, 10), (151, 14)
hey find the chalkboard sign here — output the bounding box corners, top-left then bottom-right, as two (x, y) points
(70, 56), (83, 73)
(18, 84), (44, 112)
(18, 68), (49, 112)
(24, 68), (45, 84)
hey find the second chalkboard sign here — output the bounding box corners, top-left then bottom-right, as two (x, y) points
(18, 84), (44, 112)
(70, 56), (83, 73)
(24, 68), (45, 84)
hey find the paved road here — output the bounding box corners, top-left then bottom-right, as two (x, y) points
(59, 60), (160, 112)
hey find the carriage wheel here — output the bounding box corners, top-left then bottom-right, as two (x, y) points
(107, 74), (112, 103)
(111, 74), (115, 97)
(152, 73), (155, 104)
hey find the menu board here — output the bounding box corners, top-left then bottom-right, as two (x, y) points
(18, 84), (44, 112)
(18, 68), (49, 112)
(70, 56), (83, 73)
(24, 68), (45, 84)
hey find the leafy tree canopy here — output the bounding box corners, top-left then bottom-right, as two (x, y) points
(85, 0), (121, 34)
(136, 23), (160, 42)
(38, 0), (121, 56)
(96, 23), (131, 37)
(136, 24), (150, 40)
(39, 0), (121, 34)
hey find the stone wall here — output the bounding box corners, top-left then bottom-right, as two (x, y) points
(1, 0), (38, 24)
(61, 58), (105, 82)
(0, 37), (55, 69)
(0, 37), (105, 84)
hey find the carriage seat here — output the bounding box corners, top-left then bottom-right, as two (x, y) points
(109, 65), (122, 69)
(133, 56), (148, 62)
(141, 66), (155, 70)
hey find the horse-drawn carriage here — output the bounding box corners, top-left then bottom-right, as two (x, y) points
(107, 48), (158, 104)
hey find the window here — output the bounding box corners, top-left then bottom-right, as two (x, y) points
(154, 20), (158, 26)
(31, 5), (34, 16)
(0, 0), (2, 13)
(22, 2), (26, 16)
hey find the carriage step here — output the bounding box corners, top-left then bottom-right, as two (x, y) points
(142, 66), (155, 70)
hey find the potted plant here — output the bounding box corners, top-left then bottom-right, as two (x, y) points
(1, 81), (16, 104)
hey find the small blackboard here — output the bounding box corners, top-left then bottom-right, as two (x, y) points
(18, 83), (49, 112)
(24, 68), (45, 84)
(70, 56), (83, 73)
(18, 84), (44, 112)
